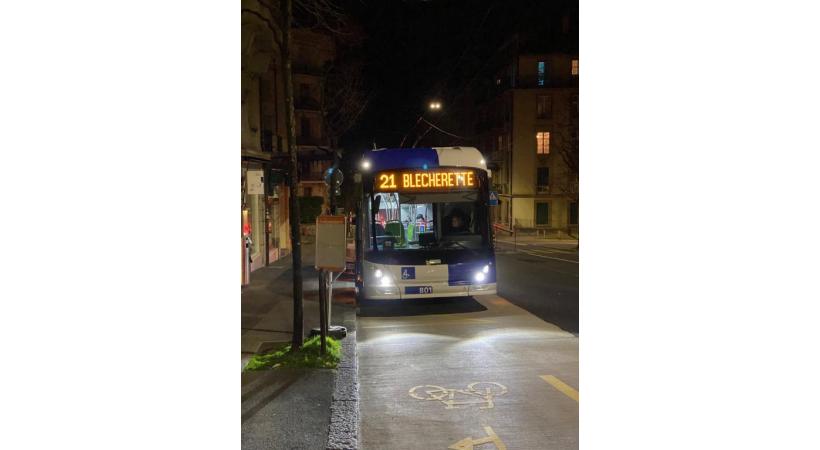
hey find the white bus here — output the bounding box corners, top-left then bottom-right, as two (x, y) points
(354, 146), (497, 302)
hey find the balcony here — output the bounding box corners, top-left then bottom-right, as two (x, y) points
(294, 96), (321, 111)
(299, 171), (326, 182)
(515, 76), (579, 90)
(296, 135), (329, 147)
(261, 130), (287, 153)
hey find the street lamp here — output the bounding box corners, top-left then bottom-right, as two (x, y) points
(428, 101), (442, 111)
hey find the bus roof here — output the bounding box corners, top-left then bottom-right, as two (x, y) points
(362, 147), (487, 173)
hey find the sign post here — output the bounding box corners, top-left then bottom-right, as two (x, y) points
(313, 215), (348, 348)
(488, 191), (499, 206)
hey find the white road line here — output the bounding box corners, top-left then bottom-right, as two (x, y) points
(521, 249), (579, 264)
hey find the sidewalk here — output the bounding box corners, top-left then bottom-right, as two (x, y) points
(241, 247), (320, 368)
(242, 242), (355, 364)
(241, 242), (359, 450)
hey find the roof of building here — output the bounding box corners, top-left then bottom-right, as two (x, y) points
(361, 147), (487, 173)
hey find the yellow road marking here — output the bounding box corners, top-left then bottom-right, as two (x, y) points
(540, 375), (579, 402)
(449, 426), (506, 450)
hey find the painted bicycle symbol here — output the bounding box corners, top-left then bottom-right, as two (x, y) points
(408, 382), (508, 410)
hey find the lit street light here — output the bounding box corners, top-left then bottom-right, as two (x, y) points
(428, 101), (442, 111)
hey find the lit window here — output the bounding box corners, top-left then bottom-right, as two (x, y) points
(537, 61), (546, 86)
(536, 95), (552, 119)
(536, 132), (550, 154)
(572, 59), (579, 76)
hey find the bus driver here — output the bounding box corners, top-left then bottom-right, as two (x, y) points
(444, 208), (470, 234)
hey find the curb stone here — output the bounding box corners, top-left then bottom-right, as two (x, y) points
(326, 330), (359, 450)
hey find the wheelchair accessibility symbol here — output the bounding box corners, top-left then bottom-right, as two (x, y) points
(401, 267), (415, 280)
(408, 382), (507, 409)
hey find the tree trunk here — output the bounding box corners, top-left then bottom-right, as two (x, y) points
(281, 0), (303, 351)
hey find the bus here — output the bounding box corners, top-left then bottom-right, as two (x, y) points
(354, 146), (496, 302)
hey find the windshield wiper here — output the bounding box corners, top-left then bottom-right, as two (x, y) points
(439, 240), (483, 258)
(440, 240), (467, 249)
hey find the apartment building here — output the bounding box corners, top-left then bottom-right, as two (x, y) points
(473, 37), (578, 236)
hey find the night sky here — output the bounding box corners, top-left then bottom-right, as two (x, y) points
(339, 0), (578, 153)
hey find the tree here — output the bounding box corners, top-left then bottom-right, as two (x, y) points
(553, 92), (579, 239)
(242, 0), (358, 351)
(321, 58), (369, 150)
(556, 93), (579, 180)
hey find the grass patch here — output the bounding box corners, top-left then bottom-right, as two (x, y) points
(244, 335), (341, 371)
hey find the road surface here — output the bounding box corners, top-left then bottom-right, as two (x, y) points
(495, 239), (579, 334)
(358, 294), (579, 450)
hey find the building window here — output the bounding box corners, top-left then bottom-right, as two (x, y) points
(571, 94), (579, 117)
(572, 59), (579, 76)
(536, 95), (552, 119)
(299, 83), (310, 99)
(536, 131), (550, 154)
(304, 186), (312, 197)
(300, 117), (311, 138)
(537, 167), (550, 192)
(537, 61), (546, 86)
(569, 202), (579, 225)
(536, 202), (550, 226)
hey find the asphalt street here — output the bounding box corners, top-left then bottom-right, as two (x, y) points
(494, 240), (579, 334)
(357, 295), (579, 450)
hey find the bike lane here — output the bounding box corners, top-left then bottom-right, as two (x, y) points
(357, 295), (579, 450)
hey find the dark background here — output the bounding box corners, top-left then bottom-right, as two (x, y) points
(340, 0), (578, 151)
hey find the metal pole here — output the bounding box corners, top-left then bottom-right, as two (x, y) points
(319, 269), (327, 354)
(326, 270), (333, 328)
(264, 164), (270, 266)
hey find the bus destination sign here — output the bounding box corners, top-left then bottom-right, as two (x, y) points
(374, 169), (477, 192)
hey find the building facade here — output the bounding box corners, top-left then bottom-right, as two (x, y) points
(473, 39), (579, 237)
(241, 0), (292, 284)
(293, 29), (337, 211)
(241, 3), (348, 284)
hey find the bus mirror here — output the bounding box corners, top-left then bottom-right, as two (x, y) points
(371, 194), (381, 215)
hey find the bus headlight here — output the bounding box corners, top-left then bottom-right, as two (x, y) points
(474, 271), (486, 282)
(483, 265), (489, 274)
(374, 269), (383, 279)
(380, 275), (393, 287)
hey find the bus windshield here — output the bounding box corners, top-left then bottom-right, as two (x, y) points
(370, 190), (489, 251)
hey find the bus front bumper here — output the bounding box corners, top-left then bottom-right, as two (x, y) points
(361, 282), (497, 300)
